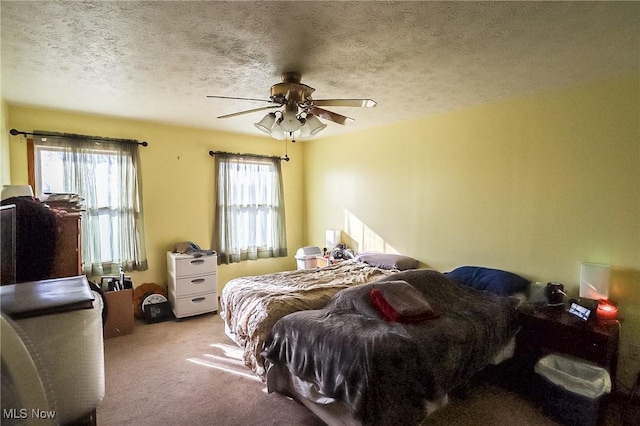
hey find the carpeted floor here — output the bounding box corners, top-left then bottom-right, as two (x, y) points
(96, 313), (635, 426)
(96, 313), (324, 426)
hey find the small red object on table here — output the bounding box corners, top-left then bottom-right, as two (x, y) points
(596, 299), (618, 320)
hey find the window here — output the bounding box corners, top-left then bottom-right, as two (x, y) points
(31, 135), (148, 275)
(214, 154), (287, 264)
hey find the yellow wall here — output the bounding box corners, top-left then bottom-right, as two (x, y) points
(1, 99), (10, 187)
(6, 107), (305, 290)
(303, 72), (640, 390)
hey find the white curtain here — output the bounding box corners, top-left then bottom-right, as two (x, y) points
(214, 154), (287, 264)
(34, 136), (148, 275)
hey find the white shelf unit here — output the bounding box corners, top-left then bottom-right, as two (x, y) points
(167, 252), (218, 318)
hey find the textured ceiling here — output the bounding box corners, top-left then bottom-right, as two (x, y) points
(1, 1), (638, 140)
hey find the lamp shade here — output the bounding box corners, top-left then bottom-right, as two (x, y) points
(278, 111), (302, 132)
(305, 114), (327, 136)
(270, 125), (286, 140)
(325, 229), (341, 249)
(580, 262), (611, 300)
(298, 121), (312, 138)
(254, 113), (276, 134)
(1, 185), (34, 200)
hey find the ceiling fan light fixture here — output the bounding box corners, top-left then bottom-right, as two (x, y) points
(298, 122), (312, 139)
(254, 113), (277, 134)
(305, 114), (328, 136)
(209, 73), (375, 139)
(270, 125), (286, 140)
(278, 105), (303, 132)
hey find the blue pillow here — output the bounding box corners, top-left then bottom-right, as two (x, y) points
(445, 266), (530, 297)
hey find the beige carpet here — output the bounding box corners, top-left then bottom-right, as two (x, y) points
(96, 313), (632, 426)
(96, 313), (324, 426)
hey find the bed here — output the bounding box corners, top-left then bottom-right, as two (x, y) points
(219, 252), (419, 377)
(262, 267), (529, 426)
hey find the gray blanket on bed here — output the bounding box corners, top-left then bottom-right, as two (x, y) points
(262, 269), (520, 426)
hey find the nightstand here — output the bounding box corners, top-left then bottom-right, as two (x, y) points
(516, 304), (620, 381)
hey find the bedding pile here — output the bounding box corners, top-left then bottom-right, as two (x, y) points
(219, 260), (398, 377)
(262, 269), (520, 426)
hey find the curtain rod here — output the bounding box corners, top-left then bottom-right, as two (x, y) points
(208, 150), (289, 161)
(9, 129), (148, 146)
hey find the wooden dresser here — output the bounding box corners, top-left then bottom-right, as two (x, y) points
(49, 213), (82, 278)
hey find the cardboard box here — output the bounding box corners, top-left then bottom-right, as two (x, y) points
(104, 289), (134, 339)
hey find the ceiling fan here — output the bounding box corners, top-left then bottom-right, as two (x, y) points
(207, 72), (376, 139)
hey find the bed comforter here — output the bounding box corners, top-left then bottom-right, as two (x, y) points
(220, 260), (398, 377)
(262, 269), (520, 426)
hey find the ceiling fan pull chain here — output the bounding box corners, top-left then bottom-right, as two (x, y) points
(283, 137), (290, 162)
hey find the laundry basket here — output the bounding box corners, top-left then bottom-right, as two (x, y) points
(534, 353), (611, 426)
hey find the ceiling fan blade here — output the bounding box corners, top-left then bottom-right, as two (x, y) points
(311, 99), (377, 108)
(218, 105), (281, 119)
(207, 95), (276, 103)
(308, 107), (355, 125)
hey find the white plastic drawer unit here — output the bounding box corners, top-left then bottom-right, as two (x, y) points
(169, 289), (218, 318)
(167, 251), (218, 319)
(170, 254), (217, 278)
(173, 274), (217, 297)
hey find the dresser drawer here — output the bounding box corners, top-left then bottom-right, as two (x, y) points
(169, 290), (217, 318)
(173, 255), (217, 277)
(174, 273), (217, 297)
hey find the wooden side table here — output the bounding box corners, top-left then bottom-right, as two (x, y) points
(516, 304), (620, 381)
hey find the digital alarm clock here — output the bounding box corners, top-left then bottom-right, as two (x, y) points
(567, 298), (599, 321)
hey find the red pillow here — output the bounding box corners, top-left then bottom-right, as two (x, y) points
(370, 281), (439, 324)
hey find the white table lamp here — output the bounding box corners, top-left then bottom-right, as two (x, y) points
(325, 229), (341, 249)
(579, 262), (611, 300)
